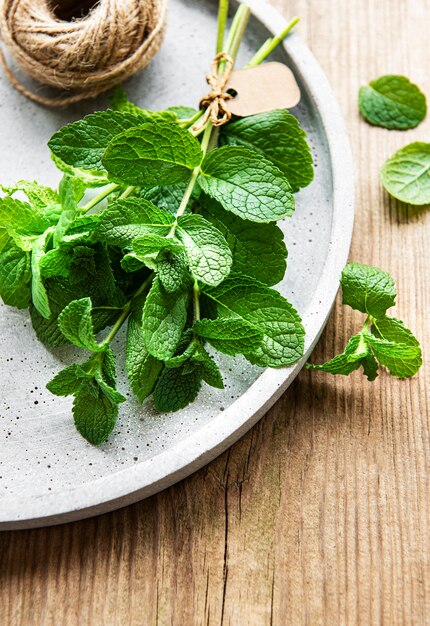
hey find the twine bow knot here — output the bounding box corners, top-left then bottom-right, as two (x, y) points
(193, 51), (234, 131)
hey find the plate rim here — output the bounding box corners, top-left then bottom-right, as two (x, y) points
(0, 0), (355, 530)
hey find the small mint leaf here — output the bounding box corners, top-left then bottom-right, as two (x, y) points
(58, 297), (103, 351)
(341, 263), (396, 319)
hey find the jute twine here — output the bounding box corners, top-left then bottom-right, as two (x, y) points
(0, 0), (166, 106)
(193, 51), (234, 131)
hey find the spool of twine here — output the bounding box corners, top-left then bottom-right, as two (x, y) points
(0, 0), (166, 106)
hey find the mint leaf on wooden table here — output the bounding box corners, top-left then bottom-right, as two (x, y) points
(220, 110), (314, 192)
(308, 263), (422, 380)
(198, 146), (295, 222)
(359, 75), (427, 130)
(380, 142), (430, 205)
(102, 122), (203, 186)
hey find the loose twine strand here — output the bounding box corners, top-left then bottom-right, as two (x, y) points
(193, 51), (234, 131)
(0, 0), (166, 106)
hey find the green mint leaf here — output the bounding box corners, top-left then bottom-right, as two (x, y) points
(31, 236), (51, 319)
(362, 352), (379, 381)
(102, 122), (203, 186)
(46, 363), (90, 396)
(39, 247), (73, 279)
(198, 146), (294, 223)
(94, 197), (173, 247)
(164, 335), (198, 369)
(0, 196), (50, 235)
(203, 275), (304, 367)
(307, 334), (369, 375)
(142, 278), (189, 360)
(194, 317), (263, 356)
(126, 315), (163, 402)
(157, 250), (188, 293)
(366, 316), (422, 378)
(51, 153), (110, 188)
(380, 142), (430, 206)
(2, 180), (60, 209)
(341, 263), (396, 319)
(201, 197), (287, 286)
(109, 86), (177, 121)
(153, 365), (202, 412)
(166, 106), (199, 120)
(0, 243), (31, 308)
(359, 75), (427, 130)
(176, 213), (232, 286)
(220, 110), (313, 192)
(140, 182), (189, 215)
(54, 175), (85, 246)
(48, 110), (147, 171)
(58, 297), (103, 351)
(132, 234), (184, 258)
(191, 345), (224, 389)
(73, 375), (126, 445)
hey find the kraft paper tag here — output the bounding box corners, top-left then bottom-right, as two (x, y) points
(227, 62), (301, 117)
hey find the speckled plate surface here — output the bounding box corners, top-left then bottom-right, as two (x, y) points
(0, 0), (354, 529)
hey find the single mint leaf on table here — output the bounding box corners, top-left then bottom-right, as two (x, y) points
(176, 213), (232, 286)
(93, 197), (174, 247)
(367, 317), (422, 378)
(198, 146), (295, 223)
(102, 122), (203, 186)
(201, 197), (287, 286)
(359, 75), (427, 130)
(48, 110), (149, 171)
(380, 142), (430, 206)
(202, 274), (305, 367)
(307, 334), (370, 377)
(58, 297), (103, 351)
(142, 278), (189, 360)
(194, 317), (263, 357)
(341, 262), (396, 319)
(153, 365), (202, 413)
(220, 110), (313, 192)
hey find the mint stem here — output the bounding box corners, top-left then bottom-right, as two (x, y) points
(193, 281), (201, 321)
(81, 182), (118, 213)
(101, 273), (154, 346)
(216, 0), (229, 54)
(226, 4), (250, 61)
(246, 16), (300, 67)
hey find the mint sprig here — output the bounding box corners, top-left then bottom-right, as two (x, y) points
(307, 263), (422, 380)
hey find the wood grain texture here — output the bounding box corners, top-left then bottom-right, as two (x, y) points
(1, 0), (429, 624)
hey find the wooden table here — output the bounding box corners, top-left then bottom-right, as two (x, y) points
(1, 0), (429, 623)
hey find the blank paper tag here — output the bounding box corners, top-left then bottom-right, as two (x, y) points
(227, 62), (301, 117)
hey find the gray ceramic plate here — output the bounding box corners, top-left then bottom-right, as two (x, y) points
(0, 0), (354, 529)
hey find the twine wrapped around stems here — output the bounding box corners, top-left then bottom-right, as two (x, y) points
(0, 0), (166, 106)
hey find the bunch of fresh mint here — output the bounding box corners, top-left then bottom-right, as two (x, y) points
(0, 3), (422, 446)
